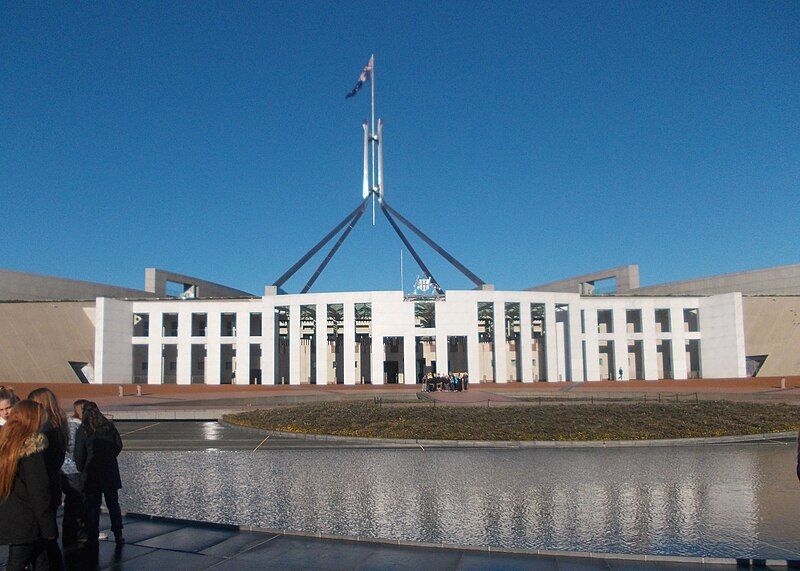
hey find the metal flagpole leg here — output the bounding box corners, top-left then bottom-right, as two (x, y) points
(382, 200), (485, 287)
(301, 201), (368, 293)
(380, 203), (443, 294)
(273, 198), (368, 288)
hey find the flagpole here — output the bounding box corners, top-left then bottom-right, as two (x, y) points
(370, 54), (376, 226)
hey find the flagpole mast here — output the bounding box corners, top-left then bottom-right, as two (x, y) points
(370, 54), (376, 225)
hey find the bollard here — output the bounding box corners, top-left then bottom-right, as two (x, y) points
(118, 386), (123, 397)
(136, 385), (142, 397)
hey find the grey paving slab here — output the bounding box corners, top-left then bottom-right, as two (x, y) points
(105, 548), (222, 570)
(96, 541), (156, 569)
(113, 519), (185, 543)
(233, 535), (378, 568)
(136, 526), (237, 552)
(206, 557), (280, 571)
(458, 551), (562, 570)
(356, 543), (464, 570)
(554, 556), (612, 570)
(199, 530), (280, 557)
(456, 551), (560, 571)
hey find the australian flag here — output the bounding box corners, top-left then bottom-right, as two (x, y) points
(346, 55), (374, 99)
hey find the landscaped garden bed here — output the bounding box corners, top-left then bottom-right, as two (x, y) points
(224, 401), (800, 441)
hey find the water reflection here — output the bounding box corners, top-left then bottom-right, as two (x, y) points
(119, 443), (800, 558)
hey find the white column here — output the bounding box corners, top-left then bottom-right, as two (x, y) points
(670, 306), (688, 380)
(370, 330), (384, 385)
(206, 311), (221, 385)
(176, 310), (191, 385)
(520, 302), (533, 382)
(315, 303), (328, 385)
(435, 334), (448, 375)
(493, 302), (508, 382)
(147, 340), (162, 384)
(261, 304), (275, 385)
(343, 302), (356, 385)
(404, 334), (417, 384)
(642, 304), (659, 380)
(235, 310), (250, 385)
(467, 333), (480, 384)
(583, 308), (600, 381)
(289, 304), (300, 385)
(544, 302), (558, 382)
(612, 306), (628, 380)
(568, 305), (584, 382)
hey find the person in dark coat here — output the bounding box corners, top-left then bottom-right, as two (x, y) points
(74, 401), (124, 544)
(27, 389), (68, 512)
(0, 400), (60, 570)
(26, 388), (67, 569)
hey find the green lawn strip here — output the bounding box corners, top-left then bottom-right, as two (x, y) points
(224, 401), (800, 441)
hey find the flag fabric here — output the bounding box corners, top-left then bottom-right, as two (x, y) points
(345, 55), (374, 99)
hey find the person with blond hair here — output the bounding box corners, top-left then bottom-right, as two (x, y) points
(0, 400), (61, 570)
(0, 386), (20, 428)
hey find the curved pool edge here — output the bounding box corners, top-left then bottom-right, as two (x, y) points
(219, 420), (798, 448)
(123, 510), (796, 567)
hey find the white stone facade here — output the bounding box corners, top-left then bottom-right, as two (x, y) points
(94, 290), (747, 385)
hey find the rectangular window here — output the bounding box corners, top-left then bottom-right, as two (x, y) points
(162, 313), (178, 337)
(655, 309), (671, 333)
(250, 312), (262, 336)
(221, 313), (237, 337)
(626, 309), (642, 333)
(133, 313), (149, 337)
(683, 308), (699, 332)
(191, 313), (207, 337)
(597, 309), (613, 334)
(478, 302), (494, 341)
(414, 301), (436, 328)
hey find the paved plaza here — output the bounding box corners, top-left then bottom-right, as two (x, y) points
(1, 511), (789, 570)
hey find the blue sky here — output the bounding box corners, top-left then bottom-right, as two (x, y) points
(1, 1), (798, 295)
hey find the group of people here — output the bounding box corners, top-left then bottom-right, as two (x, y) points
(0, 386), (124, 570)
(420, 372), (469, 392)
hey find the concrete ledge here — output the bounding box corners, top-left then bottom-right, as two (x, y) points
(109, 408), (245, 421)
(220, 420), (798, 448)
(122, 510), (797, 566)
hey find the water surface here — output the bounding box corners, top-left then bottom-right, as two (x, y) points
(118, 442), (800, 558)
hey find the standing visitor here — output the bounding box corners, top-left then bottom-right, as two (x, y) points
(74, 402), (125, 544)
(60, 400), (89, 546)
(0, 386), (20, 428)
(796, 428), (800, 482)
(0, 400), (59, 570)
(27, 388), (68, 569)
(27, 389), (68, 510)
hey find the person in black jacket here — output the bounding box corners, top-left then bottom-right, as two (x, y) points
(0, 400), (60, 570)
(74, 401), (124, 544)
(27, 389), (68, 513)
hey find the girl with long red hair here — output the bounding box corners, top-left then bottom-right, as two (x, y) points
(0, 400), (60, 570)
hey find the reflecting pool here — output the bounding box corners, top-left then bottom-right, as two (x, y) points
(119, 441), (800, 558)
